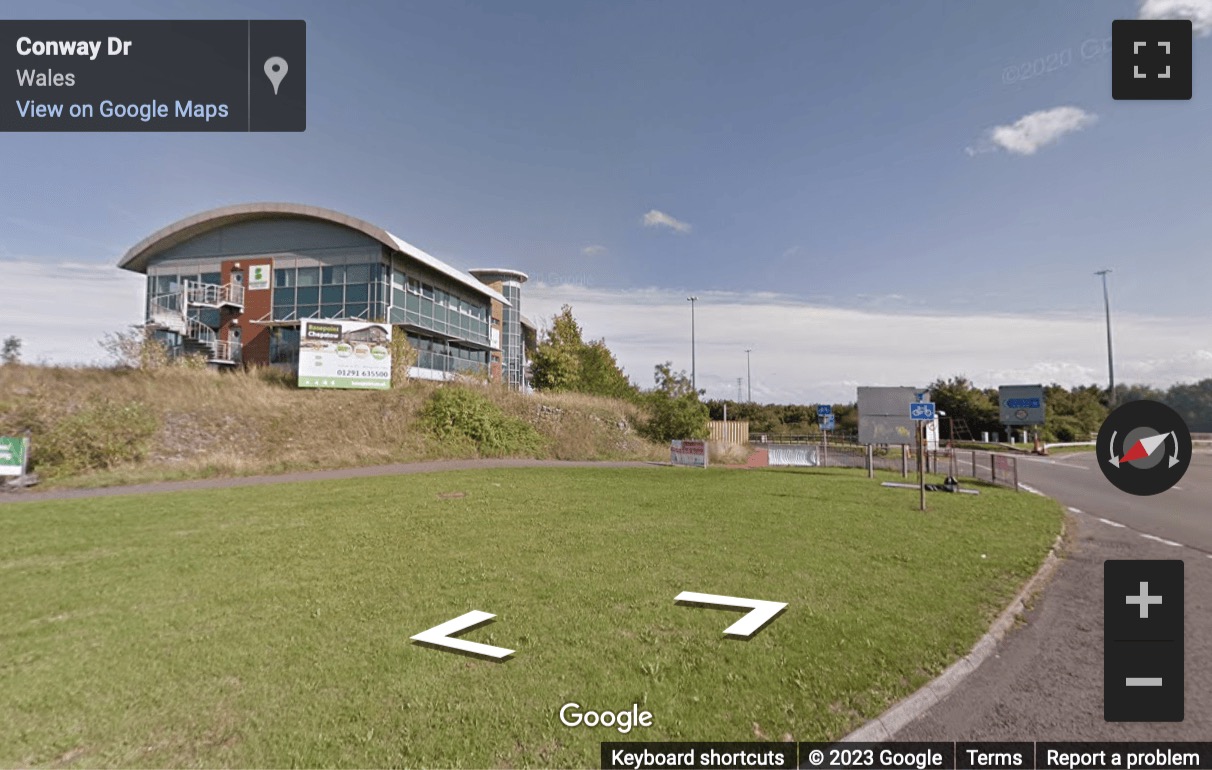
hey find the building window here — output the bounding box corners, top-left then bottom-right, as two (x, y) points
(270, 327), (300, 364)
(345, 263), (372, 284)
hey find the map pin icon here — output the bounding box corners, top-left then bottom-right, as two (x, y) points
(264, 57), (288, 95)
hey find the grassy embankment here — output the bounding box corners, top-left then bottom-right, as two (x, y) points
(0, 364), (666, 488)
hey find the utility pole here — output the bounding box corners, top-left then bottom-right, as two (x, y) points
(1095, 270), (1115, 406)
(744, 348), (752, 402)
(687, 296), (698, 392)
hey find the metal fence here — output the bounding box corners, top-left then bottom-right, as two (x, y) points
(759, 440), (1021, 491)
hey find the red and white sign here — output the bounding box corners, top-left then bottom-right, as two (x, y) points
(670, 439), (708, 468)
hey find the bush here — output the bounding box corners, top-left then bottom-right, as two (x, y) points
(389, 334), (419, 387)
(1044, 415), (1088, 443)
(638, 391), (709, 443)
(420, 386), (544, 456)
(35, 399), (159, 475)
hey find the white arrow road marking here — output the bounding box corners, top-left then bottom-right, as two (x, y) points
(675, 592), (787, 638)
(410, 610), (515, 660)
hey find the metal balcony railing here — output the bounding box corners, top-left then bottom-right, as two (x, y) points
(185, 280), (244, 310)
(145, 280), (243, 365)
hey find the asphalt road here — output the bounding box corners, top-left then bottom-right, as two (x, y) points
(897, 449), (1212, 739)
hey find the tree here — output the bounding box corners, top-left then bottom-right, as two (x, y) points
(652, 361), (697, 398)
(1, 335), (21, 365)
(530, 305), (636, 398)
(1158, 379), (1212, 432)
(928, 376), (1000, 438)
(639, 362), (709, 442)
(99, 326), (172, 369)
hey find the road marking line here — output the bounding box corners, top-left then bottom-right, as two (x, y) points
(1019, 483), (1045, 496)
(1140, 534), (1183, 547)
(1068, 506), (1083, 514)
(1098, 517), (1126, 528)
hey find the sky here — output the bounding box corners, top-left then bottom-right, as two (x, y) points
(2, 0), (1211, 404)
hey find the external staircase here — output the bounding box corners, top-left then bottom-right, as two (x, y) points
(146, 280), (245, 365)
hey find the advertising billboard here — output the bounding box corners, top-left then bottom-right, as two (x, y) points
(857, 386), (927, 445)
(999, 384), (1046, 426)
(298, 319), (392, 390)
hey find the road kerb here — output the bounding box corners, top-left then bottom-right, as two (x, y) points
(841, 527), (1066, 742)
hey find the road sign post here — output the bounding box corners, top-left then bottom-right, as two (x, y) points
(909, 401), (935, 511)
(818, 407), (834, 468)
(918, 422), (926, 511)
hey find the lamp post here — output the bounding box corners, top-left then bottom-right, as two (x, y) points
(1095, 270), (1115, 405)
(744, 348), (752, 402)
(687, 296), (698, 392)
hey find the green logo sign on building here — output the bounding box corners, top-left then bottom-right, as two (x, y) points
(248, 264), (271, 290)
(0, 436), (28, 476)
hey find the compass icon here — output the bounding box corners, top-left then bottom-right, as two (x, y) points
(1097, 400), (1192, 496)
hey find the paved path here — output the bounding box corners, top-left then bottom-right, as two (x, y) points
(898, 450), (1212, 739)
(0, 459), (657, 505)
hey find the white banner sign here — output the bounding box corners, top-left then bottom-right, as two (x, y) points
(671, 439), (708, 468)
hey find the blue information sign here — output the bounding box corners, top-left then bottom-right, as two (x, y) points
(820, 414), (836, 431)
(817, 405), (832, 417)
(1006, 398), (1041, 409)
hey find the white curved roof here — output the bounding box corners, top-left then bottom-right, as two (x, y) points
(118, 202), (509, 305)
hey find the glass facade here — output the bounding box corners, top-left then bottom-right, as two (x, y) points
(407, 334), (488, 375)
(501, 282), (523, 388)
(389, 273), (490, 347)
(272, 262), (388, 322)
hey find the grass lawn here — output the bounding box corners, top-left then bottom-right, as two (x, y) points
(0, 466), (1063, 768)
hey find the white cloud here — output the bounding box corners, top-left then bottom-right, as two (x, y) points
(640, 209), (692, 234)
(968, 106), (1097, 156)
(7, 263), (1209, 406)
(0, 259), (145, 364)
(581, 244), (607, 256)
(1140, 0), (1212, 36)
(524, 284), (1212, 404)
(781, 246), (800, 259)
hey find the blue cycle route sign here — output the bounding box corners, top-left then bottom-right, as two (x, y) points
(910, 402), (936, 421)
(817, 405), (832, 417)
